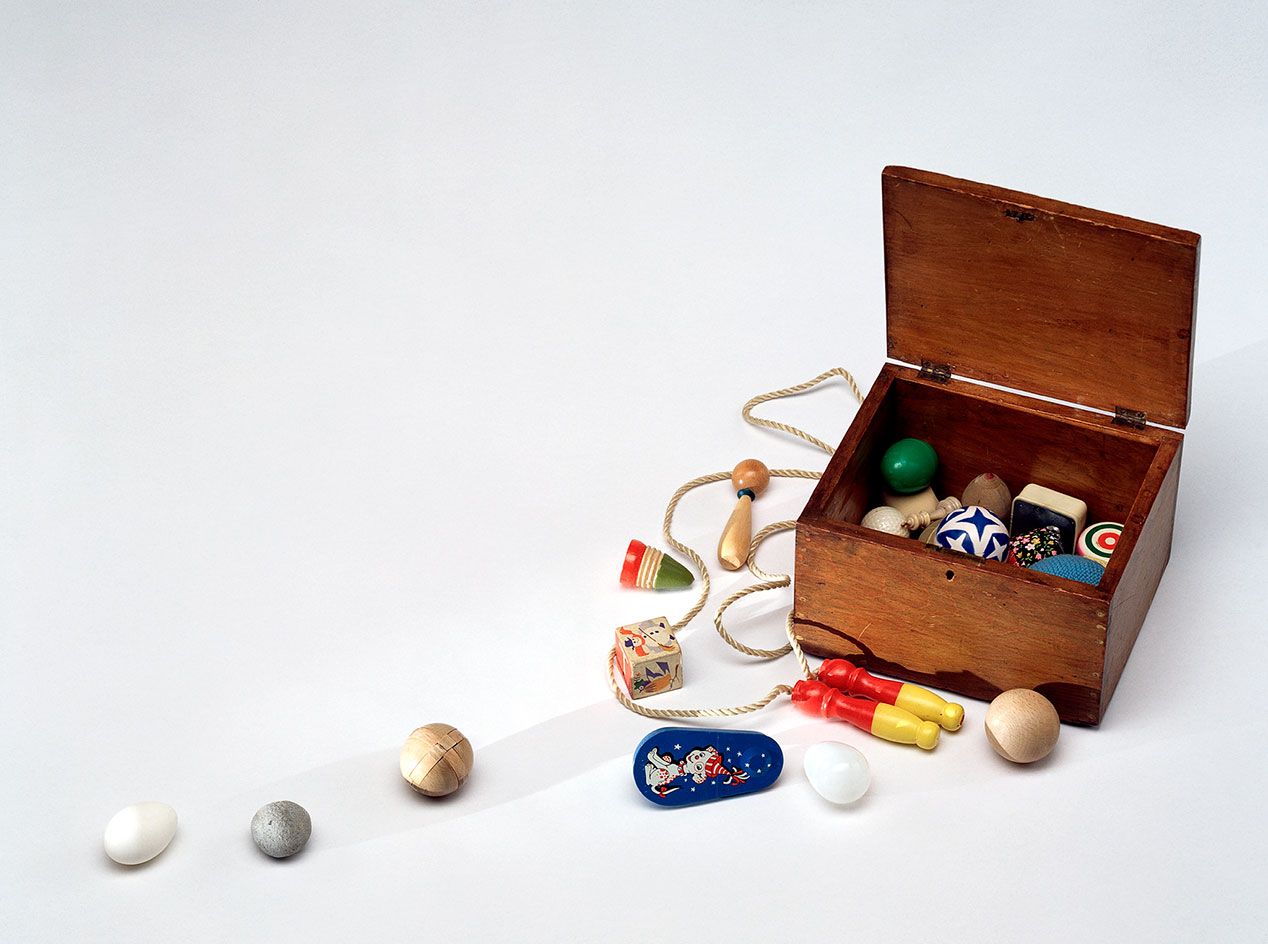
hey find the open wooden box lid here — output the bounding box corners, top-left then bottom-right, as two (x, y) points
(882, 167), (1200, 429)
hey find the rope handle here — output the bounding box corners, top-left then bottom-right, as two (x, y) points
(608, 368), (864, 720)
(742, 367), (863, 455)
(607, 617), (802, 720)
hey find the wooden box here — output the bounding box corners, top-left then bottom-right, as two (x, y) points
(793, 167), (1199, 725)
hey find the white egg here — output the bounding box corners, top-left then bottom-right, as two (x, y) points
(804, 741), (871, 805)
(103, 802), (177, 865)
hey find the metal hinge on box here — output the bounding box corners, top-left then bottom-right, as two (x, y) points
(1113, 406), (1147, 429)
(919, 360), (952, 383)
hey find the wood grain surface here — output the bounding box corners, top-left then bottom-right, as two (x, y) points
(882, 166), (1199, 428)
(794, 512), (1109, 725)
(795, 364), (1183, 724)
(1100, 438), (1181, 717)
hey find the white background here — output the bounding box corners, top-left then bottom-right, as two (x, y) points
(4, 2), (1267, 941)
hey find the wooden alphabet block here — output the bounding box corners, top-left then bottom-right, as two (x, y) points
(615, 617), (682, 699)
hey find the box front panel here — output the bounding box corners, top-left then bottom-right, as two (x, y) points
(794, 520), (1109, 724)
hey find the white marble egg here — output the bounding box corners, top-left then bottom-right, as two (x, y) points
(103, 802), (178, 865)
(804, 741), (871, 805)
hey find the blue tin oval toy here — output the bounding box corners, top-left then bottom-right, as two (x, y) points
(633, 727), (783, 807)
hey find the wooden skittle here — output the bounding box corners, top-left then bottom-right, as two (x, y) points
(717, 459), (770, 570)
(790, 679), (941, 749)
(817, 658), (965, 731)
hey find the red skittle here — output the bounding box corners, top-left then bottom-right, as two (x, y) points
(791, 679), (941, 750)
(817, 659), (965, 731)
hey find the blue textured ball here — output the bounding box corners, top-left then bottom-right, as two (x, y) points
(935, 505), (1010, 561)
(1028, 553), (1105, 586)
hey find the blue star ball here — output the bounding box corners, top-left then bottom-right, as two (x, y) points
(934, 505), (1010, 561)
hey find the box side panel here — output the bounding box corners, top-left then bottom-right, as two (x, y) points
(1100, 440), (1182, 719)
(801, 365), (897, 524)
(794, 520), (1108, 724)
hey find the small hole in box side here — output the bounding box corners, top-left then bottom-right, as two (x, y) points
(945, 570), (955, 581)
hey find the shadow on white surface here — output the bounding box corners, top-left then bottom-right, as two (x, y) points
(236, 701), (632, 851)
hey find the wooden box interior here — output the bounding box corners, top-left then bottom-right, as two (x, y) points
(810, 368), (1171, 599)
(795, 362), (1184, 725)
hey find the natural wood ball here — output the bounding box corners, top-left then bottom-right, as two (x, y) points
(399, 723), (474, 797)
(984, 689), (1060, 764)
(731, 459), (770, 496)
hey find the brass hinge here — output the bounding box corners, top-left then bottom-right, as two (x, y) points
(919, 360), (952, 383)
(1113, 406), (1147, 429)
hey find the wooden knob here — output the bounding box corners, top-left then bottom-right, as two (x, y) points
(400, 723), (474, 797)
(719, 460), (769, 570)
(731, 459), (770, 497)
(718, 495), (754, 570)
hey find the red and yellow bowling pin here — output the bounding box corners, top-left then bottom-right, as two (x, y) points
(817, 659), (965, 731)
(791, 679), (941, 750)
(717, 459), (770, 571)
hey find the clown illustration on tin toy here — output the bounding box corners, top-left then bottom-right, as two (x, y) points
(633, 727), (783, 807)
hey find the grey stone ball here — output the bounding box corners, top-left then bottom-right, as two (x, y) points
(250, 801), (311, 858)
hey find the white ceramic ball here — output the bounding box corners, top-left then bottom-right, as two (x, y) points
(103, 801), (178, 865)
(861, 506), (908, 536)
(804, 741), (871, 805)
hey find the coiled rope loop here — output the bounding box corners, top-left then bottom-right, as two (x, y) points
(608, 368), (863, 719)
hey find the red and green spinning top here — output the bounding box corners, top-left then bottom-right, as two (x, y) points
(621, 539), (694, 590)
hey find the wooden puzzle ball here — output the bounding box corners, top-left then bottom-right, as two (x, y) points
(399, 723), (474, 797)
(984, 689), (1060, 764)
